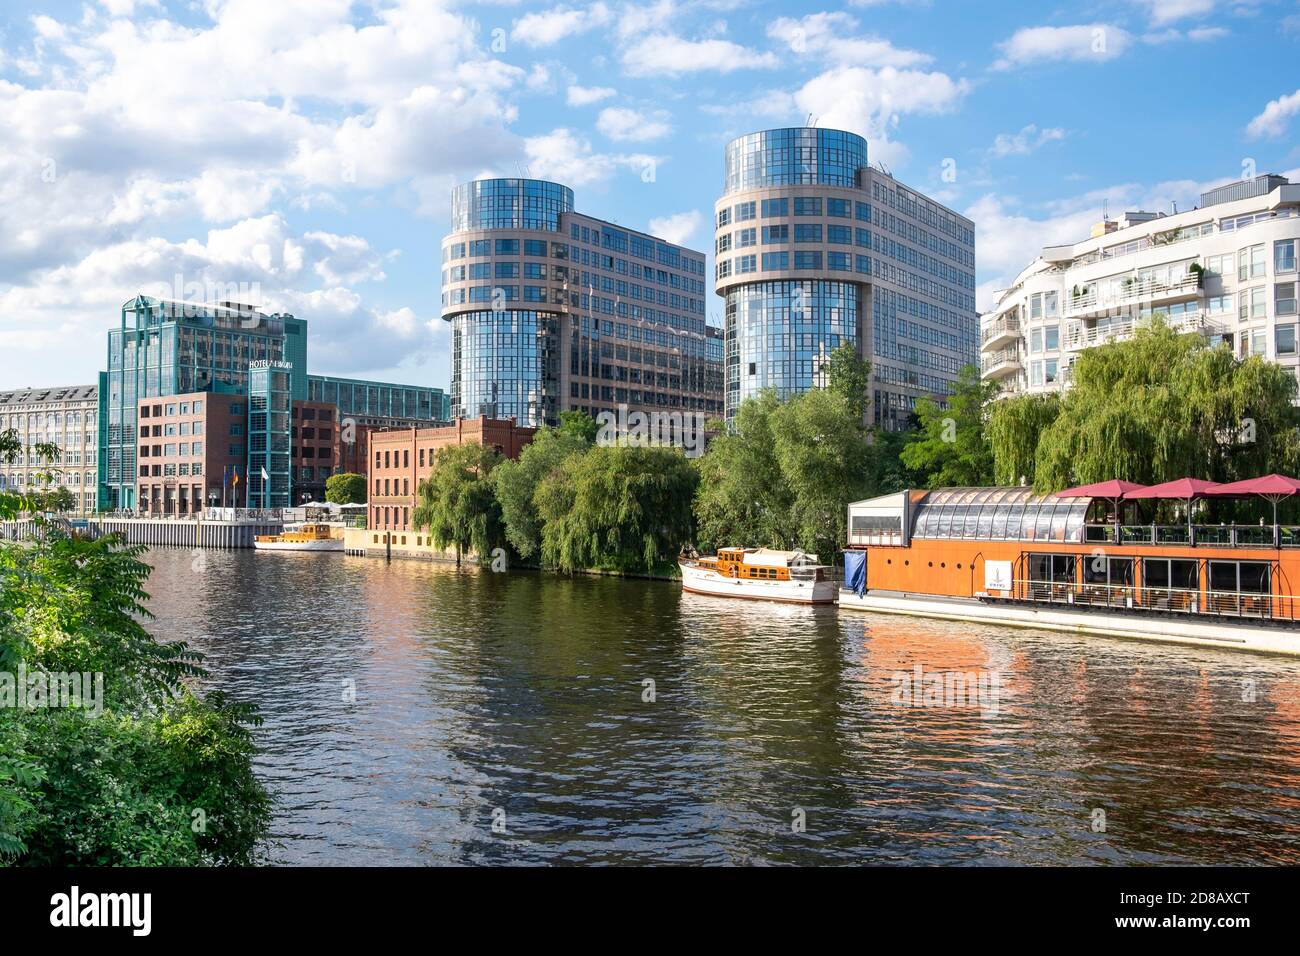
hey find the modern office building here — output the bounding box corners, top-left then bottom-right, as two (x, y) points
(0, 384), (99, 514)
(245, 360), (294, 509)
(306, 374), (449, 425)
(714, 127), (978, 428)
(100, 295), (306, 510)
(439, 178), (723, 429)
(981, 174), (1300, 397)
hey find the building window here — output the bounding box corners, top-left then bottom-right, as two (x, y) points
(1277, 282), (1298, 317)
(1276, 324), (1297, 356)
(1275, 240), (1297, 274)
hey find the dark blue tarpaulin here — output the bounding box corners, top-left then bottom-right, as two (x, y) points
(844, 551), (866, 597)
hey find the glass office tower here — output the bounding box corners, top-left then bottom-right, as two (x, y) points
(440, 178), (722, 428)
(246, 361), (293, 508)
(715, 127), (977, 428)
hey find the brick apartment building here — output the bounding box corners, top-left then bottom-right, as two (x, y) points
(290, 400), (338, 503)
(367, 417), (535, 533)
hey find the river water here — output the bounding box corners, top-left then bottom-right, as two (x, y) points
(141, 548), (1300, 866)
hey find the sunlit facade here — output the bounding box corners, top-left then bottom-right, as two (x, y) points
(0, 384), (98, 514)
(981, 174), (1300, 397)
(440, 178), (723, 429)
(715, 127), (978, 428)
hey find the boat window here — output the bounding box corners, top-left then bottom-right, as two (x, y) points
(1240, 562), (1270, 593)
(1143, 558), (1169, 589)
(1171, 560), (1198, 591)
(1209, 561), (1237, 592)
(1028, 553), (1051, 582)
(976, 503), (996, 538)
(963, 503), (982, 537)
(935, 505), (957, 538)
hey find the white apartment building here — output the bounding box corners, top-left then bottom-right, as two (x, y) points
(0, 384), (99, 514)
(982, 174), (1300, 396)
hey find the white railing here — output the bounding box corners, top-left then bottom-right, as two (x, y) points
(1063, 310), (1221, 351)
(1067, 273), (1200, 315)
(997, 578), (1289, 620)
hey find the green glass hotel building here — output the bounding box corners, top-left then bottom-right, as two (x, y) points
(99, 295), (306, 510)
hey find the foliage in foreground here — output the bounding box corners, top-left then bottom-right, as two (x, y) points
(0, 428), (271, 865)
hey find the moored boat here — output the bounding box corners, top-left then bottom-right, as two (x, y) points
(253, 523), (344, 552)
(838, 485), (1300, 657)
(680, 547), (836, 604)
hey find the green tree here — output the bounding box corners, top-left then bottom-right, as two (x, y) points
(825, 342), (870, 418)
(557, 409), (599, 444)
(769, 387), (873, 561)
(0, 431), (271, 865)
(1030, 320), (1300, 491)
(492, 427), (589, 561)
(538, 445), (698, 574)
(865, 425), (926, 494)
(692, 392), (798, 553)
(987, 393), (1062, 486)
(900, 364), (997, 487)
(325, 472), (367, 504)
(411, 442), (505, 565)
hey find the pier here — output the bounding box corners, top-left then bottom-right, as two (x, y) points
(1, 511), (284, 549)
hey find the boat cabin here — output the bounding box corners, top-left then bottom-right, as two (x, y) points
(699, 548), (829, 582)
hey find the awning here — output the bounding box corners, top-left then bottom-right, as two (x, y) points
(1203, 474), (1300, 499)
(1055, 479), (1148, 498)
(1123, 478), (1222, 500)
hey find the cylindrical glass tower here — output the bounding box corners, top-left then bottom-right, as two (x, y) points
(450, 178), (574, 232)
(723, 127), (867, 195)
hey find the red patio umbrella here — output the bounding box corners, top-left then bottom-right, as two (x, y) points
(1056, 480), (1148, 541)
(1205, 474), (1300, 547)
(1123, 478), (1223, 544)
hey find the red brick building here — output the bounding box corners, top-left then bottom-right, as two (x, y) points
(290, 400), (337, 503)
(368, 417), (535, 532)
(136, 392), (245, 514)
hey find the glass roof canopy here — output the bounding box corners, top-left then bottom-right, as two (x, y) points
(911, 487), (1089, 543)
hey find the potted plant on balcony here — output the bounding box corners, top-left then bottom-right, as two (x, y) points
(1188, 261), (1205, 289)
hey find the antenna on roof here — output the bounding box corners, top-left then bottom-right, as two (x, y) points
(1172, 201), (1178, 215)
(1102, 198), (1110, 222)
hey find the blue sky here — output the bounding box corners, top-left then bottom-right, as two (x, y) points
(1, 0), (1298, 393)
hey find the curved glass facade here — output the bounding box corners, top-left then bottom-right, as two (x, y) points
(723, 128), (867, 195)
(724, 280), (858, 414)
(449, 310), (557, 427)
(450, 179), (574, 232)
(911, 487), (1089, 542)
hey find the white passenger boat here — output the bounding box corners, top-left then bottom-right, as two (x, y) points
(679, 547), (836, 604)
(253, 523), (344, 552)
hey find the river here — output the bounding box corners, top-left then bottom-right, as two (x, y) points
(141, 548), (1300, 866)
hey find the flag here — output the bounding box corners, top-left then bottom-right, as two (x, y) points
(261, 466), (269, 482)
(232, 466), (239, 487)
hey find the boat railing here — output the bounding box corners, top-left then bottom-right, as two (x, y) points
(1010, 578), (1285, 620)
(1085, 523), (1300, 548)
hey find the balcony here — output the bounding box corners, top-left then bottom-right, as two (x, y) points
(1066, 272), (1202, 317)
(981, 348), (1022, 378)
(981, 315), (1021, 350)
(1063, 310), (1222, 351)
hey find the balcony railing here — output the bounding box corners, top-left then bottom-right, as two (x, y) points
(1063, 310), (1221, 351)
(981, 315), (1021, 346)
(981, 349), (1022, 377)
(1067, 273), (1201, 315)
(1084, 523), (1300, 548)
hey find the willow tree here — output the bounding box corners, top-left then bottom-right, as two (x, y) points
(537, 445), (698, 574)
(1030, 320), (1300, 491)
(492, 426), (590, 561)
(411, 442), (505, 565)
(987, 392), (1062, 486)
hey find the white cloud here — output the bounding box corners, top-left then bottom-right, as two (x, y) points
(1134, 0), (1216, 27)
(522, 128), (659, 187)
(647, 210), (702, 246)
(993, 24), (1133, 70)
(567, 84), (616, 106)
(1247, 87), (1300, 138)
(767, 13), (932, 68)
(511, 3), (613, 48)
(622, 34), (778, 77)
(989, 124), (1067, 158)
(596, 106), (672, 141)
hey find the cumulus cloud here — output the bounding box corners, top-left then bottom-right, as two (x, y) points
(647, 210), (702, 246)
(1247, 87), (1300, 139)
(567, 84), (616, 106)
(522, 128), (660, 188)
(993, 24), (1133, 69)
(622, 34), (778, 76)
(989, 124), (1067, 158)
(596, 106), (672, 141)
(767, 13), (932, 68)
(511, 3), (613, 48)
